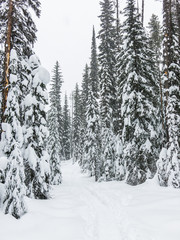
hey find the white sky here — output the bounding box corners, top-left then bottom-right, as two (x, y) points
(34, 0), (162, 98)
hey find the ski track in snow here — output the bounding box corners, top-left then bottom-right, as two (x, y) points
(1, 160), (180, 240)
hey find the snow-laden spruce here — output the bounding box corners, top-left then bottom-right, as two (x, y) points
(50, 61), (64, 159)
(48, 107), (62, 185)
(117, 0), (160, 185)
(83, 75), (100, 179)
(62, 94), (71, 161)
(78, 64), (90, 167)
(2, 49), (27, 219)
(98, 0), (117, 180)
(72, 84), (81, 163)
(23, 54), (51, 199)
(83, 94), (101, 179)
(82, 27), (101, 181)
(48, 61), (63, 185)
(157, 2), (180, 188)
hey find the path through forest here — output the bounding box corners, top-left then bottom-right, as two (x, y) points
(1, 160), (180, 240)
(43, 160), (145, 240)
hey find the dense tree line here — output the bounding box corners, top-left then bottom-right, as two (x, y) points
(70, 0), (180, 187)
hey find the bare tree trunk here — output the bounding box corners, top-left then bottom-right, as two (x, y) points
(175, 0), (180, 45)
(116, 0), (119, 35)
(2, 0), (13, 123)
(141, 0), (144, 26)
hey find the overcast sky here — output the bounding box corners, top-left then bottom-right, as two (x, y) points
(34, 0), (162, 98)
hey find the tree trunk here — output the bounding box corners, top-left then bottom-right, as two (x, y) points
(116, 0), (119, 35)
(2, 0), (13, 123)
(175, 0), (180, 45)
(142, 0), (144, 26)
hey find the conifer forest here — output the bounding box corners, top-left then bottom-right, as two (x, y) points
(0, 0), (179, 239)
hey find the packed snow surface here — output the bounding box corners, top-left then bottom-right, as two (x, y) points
(0, 160), (180, 240)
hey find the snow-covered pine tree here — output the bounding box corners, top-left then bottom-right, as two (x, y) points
(147, 14), (164, 130)
(23, 55), (50, 199)
(114, 0), (123, 135)
(148, 14), (162, 60)
(115, 53), (125, 181)
(47, 61), (63, 184)
(51, 61), (64, 159)
(78, 64), (89, 167)
(113, 1), (125, 180)
(2, 49), (27, 219)
(90, 27), (99, 99)
(98, 0), (117, 180)
(48, 100), (62, 185)
(81, 64), (89, 129)
(62, 94), (71, 160)
(72, 83), (81, 163)
(82, 27), (101, 180)
(84, 85), (101, 179)
(157, 0), (180, 188)
(118, 0), (160, 185)
(0, 0), (40, 125)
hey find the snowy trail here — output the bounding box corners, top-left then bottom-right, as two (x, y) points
(1, 160), (180, 240)
(52, 161), (149, 240)
(59, 161), (126, 240)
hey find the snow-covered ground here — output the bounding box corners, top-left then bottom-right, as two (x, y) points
(0, 160), (180, 240)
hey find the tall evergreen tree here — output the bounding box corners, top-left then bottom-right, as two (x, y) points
(147, 14), (164, 129)
(98, 0), (117, 180)
(78, 65), (90, 166)
(81, 64), (89, 129)
(98, 0), (117, 127)
(47, 62), (64, 184)
(82, 27), (101, 181)
(48, 107), (62, 184)
(113, 1), (125, 180)
(48, 103), (62, 185)
(118, 0), (160, 185)
(51, 61), (64, 159)
(62, 94), (71, 160)
(23, 55), (50, 199)
(2, 49), (27, 219)
(90, 27), (99, 98)
(72, 84), (81, 163)
(157, 0), (180, 188)
(114, 0), (123, 135)
(0, 0), (40, 125)
(148, 14), (162, 58)
(83, 86), (101, 180)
